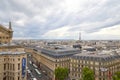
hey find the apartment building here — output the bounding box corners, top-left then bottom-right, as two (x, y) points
(25, 45), (80, 80)
(70, 51), (120, 80)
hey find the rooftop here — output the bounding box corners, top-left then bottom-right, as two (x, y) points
(0, 43), (25, 55)
(32, 45), (81, 58)
(0, 51), (25, 55)
(41, 48), (80, 57)
(0, 43), (22, 47)
(72, 51), (120, 62)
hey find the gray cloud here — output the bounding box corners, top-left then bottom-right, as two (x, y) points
(0, 0), (120, 39)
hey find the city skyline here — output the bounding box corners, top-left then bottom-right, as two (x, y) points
(0, 0), (120, 40)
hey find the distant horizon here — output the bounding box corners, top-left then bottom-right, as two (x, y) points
(12, 38), (120, 41)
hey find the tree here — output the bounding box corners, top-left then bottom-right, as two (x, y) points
(113, 71), (120, 80)
(55, 67), (69, 80)
(82, 67), (94, 80)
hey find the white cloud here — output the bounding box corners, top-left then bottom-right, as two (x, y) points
(83, 24), (120, 40)
(15, 19), (26, 26)
(92, 25), (120, 35)
(42, 26), (80, 39)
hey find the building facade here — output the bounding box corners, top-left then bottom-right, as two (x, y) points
(25, 46), (80, 80)
(70, 52), (120, 80)
(0, 45), (27, 80)
(0, 22), (27, 80)
(0, 22), (13, 44)
(25, 43), (120, 80)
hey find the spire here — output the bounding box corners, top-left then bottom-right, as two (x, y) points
(9, 21), (12, 30)
(79, 32), (81, 41)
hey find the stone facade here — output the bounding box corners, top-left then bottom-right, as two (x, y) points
(0, 22), (27, 80)
(0, 46), (27, 80)
(25, 47), (80, 80)
(0, 22), (13, 44)
(70, 52), (120, 80)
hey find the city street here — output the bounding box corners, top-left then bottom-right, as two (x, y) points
(27, 54), (49, 80)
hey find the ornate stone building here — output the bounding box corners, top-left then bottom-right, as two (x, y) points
(0, 22), (13, 44)
(0, 22), (27, 80)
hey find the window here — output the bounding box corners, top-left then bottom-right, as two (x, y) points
(8, 63), (9, 70)
(55, 64), (57, 67)
(10, 64), (12, 70)
(3, 77), (6, 80)
(95, 62), (99, 65)
(4, 64), (6, 70)
(6, 37), (8, 39)
(18, 77), (20, 80)
(13, 64), (15, 70)
(18, 63), (20, 70)
(4, 73), (6, 75)
(18, 58), (20, 61)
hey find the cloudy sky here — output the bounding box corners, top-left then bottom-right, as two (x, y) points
(0, 0), (120, 40)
